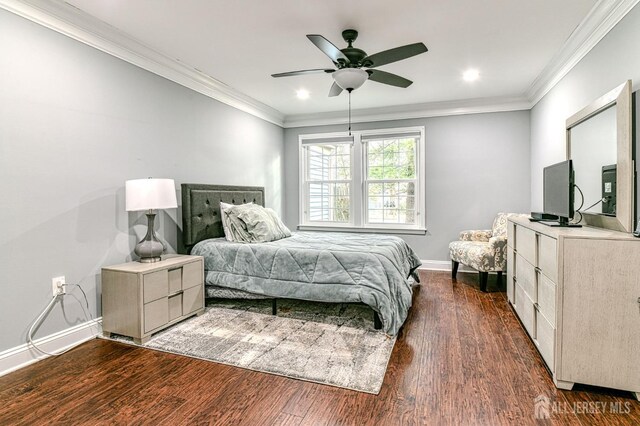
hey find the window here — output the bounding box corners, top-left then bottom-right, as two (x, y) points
(299, 127), (425, 234)
(305, 140), (351, 223)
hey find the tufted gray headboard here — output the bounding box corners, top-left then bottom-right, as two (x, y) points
(181, 183), (265, 252)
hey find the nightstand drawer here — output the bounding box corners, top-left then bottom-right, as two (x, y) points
(143, 270), (169, 303)
(144, 297), (168, 332)
(183, 260), (203, 289)
(169, 268), (182, 294)
(183, 285), (203, 315)
(169, 294), (182, 321)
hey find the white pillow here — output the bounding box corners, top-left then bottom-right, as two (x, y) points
(220, 202), (253, 242)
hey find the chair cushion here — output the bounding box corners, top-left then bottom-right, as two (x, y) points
(459, 229), (492, 242)
(449, 240), (497, 272)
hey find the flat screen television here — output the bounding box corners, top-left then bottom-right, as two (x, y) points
(543, 159), (580, 227)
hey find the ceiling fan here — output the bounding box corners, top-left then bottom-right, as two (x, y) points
(271, 29), (428, 97)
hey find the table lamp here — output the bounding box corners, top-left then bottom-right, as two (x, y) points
(125, 178), (178, 263)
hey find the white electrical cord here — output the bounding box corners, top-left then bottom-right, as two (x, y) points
(27, 283), (92, 357)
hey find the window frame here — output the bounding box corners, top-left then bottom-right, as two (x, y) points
(298, 126), (426, 234)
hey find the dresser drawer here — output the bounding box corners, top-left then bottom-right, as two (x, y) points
(515, 226), (537, 265)
(507, 248), (515, 304)
(515, 254), (536, 302)
(536, 309), (555, 371)
(144, 297), (169, 332)
(538, 234), (558, 282)
(515, 283), (535, 338)
(537, 273), (556, 326)
(143, 270), (168, 303)
(507, 221), (515, 249)
(183, 260), (203, 290)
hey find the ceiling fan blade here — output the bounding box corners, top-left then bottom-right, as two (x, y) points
(367, 69), (413, 88)
(307, 34), (350, 64)
(363, 42), (428, 68)
(328, 81), (343, 97)
(271, 68), (334, 78)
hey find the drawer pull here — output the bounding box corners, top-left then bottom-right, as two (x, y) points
(534, 302), (540, 311)
(534, 267), (541, 273)
(169, 290), (184, 297)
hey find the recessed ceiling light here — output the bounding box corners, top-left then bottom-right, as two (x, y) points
(463, 69), (480, 82)
(296, 89), (310, 99)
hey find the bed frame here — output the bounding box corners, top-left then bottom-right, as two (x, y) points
(180, 183), (382, 330)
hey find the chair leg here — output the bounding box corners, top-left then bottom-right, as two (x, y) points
(479, 272), (488, 292)
(452, 261), (459, 280)
(496, 271), (503, 289)
(272, 299), (277, 315)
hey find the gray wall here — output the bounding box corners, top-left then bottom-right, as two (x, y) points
(284, 112), (531, 261)
(530, 3), (640, 212)
(0, 10), (284, 352)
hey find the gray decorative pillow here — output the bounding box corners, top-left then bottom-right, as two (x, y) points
(239, 207), (291, 243)
(220, 202), (291, 243)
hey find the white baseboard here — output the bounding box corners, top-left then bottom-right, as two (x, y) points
(418, 259), (474, 272)
(0, 318), (102, 377)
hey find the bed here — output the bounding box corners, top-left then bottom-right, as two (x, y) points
(181, 184), (422, 335)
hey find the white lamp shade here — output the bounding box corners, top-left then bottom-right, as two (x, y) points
(125, 178), (178, 211)
(332, 68), (369, 91)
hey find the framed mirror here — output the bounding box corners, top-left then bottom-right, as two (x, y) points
(566, 80), (633, 233)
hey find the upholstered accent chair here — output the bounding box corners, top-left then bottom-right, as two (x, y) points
(449, 212), (522, 292)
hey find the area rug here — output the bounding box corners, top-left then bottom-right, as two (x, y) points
(104, 299), (396, 394)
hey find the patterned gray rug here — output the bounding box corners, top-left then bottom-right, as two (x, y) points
(104, 299), (396, 394)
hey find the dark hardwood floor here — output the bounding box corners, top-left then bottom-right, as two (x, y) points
(1, 270), (638, 425)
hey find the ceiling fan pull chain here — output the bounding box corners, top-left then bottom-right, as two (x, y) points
(348, 90), (352, 136)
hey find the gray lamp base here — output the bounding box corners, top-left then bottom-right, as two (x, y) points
(135, 212), (165, 263)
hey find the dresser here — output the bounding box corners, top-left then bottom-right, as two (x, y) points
(102, 255), (205, 344)
(507, 217), (640, 400)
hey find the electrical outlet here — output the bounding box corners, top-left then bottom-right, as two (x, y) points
(52, 276), (65, 296)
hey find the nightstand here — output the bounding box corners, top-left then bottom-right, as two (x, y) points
(101, 254), (205, 344)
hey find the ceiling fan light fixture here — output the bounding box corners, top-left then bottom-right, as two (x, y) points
(332, 68), (368, 91)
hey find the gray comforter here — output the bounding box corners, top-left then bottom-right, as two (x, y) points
(191, 231), (422, 335)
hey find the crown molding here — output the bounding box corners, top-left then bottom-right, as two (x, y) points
(283, 96), (531, 128)
(0, 0), (285, 127)
(3, 0), (638, 129)
(526, 0), (640, 106)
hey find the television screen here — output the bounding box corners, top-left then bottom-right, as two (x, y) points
(543, 160), (574, 224)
